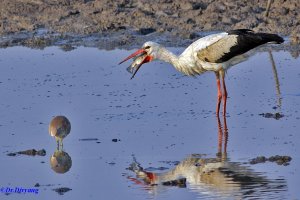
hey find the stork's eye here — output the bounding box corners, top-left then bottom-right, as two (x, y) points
(144, 46), (150, 49)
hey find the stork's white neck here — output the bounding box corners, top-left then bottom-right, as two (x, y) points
(156, 47), (205, 76)
(157, 47), (180, 67)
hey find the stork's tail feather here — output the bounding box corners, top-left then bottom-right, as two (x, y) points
(228, 29), (284, 44)
(257, 33), (284, 44)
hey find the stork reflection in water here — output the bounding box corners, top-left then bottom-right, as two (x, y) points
(127, 115), (287, 198)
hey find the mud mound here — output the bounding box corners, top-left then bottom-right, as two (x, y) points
(0, 0), (299, 38)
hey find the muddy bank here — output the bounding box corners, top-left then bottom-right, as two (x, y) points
(7, 149), (46, 156)
(249, 155), (292, 166)
(1, 0), (300, 55)
(1, 30), (300, 60)
(0, 0), (299, 39)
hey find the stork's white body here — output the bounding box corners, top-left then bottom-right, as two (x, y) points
(180, 32), (229, 71)
(153, 33), (246, 76)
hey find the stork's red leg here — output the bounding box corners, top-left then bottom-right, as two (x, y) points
(217, 114), (223, 155)
(215, 72), (222, 116)
(220, 70), (227, 116)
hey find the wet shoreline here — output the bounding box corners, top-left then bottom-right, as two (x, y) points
(0, 29), (298, 53)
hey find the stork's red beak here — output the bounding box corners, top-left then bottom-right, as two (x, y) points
(119, 49), (153, 79)
(119, 49), (146, 65)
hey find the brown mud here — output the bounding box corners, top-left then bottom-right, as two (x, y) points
(0, 0), (300, 50)
(1, 0), (300, 36)
(249, 155), (292, 166)
(6, 149), (46, 156)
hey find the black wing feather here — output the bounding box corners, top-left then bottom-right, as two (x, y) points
(215, 30), (284, 63)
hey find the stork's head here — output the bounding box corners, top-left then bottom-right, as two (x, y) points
(119, 41), (160, 79)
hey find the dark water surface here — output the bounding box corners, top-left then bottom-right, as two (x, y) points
(0, 46), (299, 199)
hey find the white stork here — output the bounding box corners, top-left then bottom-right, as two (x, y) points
(119, 29), (284, 116)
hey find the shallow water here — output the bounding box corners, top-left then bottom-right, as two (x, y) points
(0, 46), (299, 200)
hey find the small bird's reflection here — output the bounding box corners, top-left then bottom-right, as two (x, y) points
(50, 149), (72, 174)
(127, 115), (287, 198)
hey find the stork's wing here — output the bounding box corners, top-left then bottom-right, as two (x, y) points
(196, 29), (283, 63)
(181, 32), (229, 58)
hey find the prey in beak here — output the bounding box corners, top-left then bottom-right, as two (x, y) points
(119, 49), (153, 79)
